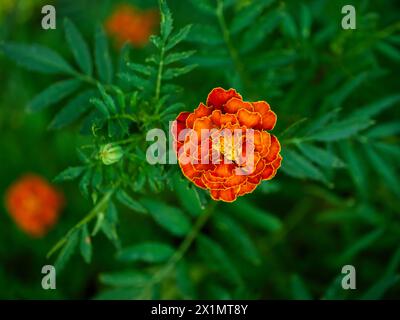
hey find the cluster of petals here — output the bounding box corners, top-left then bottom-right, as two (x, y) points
(172, 87), (282, 202)
(5, 174), (64, 237)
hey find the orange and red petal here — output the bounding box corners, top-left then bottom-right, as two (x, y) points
(172, 111), (190, 141)
(238, 181), (258, 196)
(186, 103), (213, 128)
(210, 186), (239, 202)
(210, 109), (238, 126)
(261, 163), (275, 180)
(265, 135), (281, 163)
(223, 175), (247, 188)
(237, 109), (262, 128)
(224, 97), (253, 114)
(260, 110), (277, 130)
(206, 87), (242, 110)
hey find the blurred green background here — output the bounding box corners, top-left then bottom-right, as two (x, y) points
(0, 0), (399, 299)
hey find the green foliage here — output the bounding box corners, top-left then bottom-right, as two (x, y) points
(1, 0), (399, 300)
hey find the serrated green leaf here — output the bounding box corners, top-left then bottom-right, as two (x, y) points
(140, 198), (191, 236)
(97, 83), (117, 113)
(49, 89), (95, 129)
(101, 219), (120, 249)
(100, 271), (150, 287)
(281, 148), (329, 184)
(160, 0), (173, 41)
(227, 198), (282, 232)
(297, 143), (345, 168)
(118, 72), (146, 90)
(150, 35), (162, 49)
(165, 50), (196, 65)
(305, 108), (340, 135)
(350, 94), (400, 119)
(95, 26), (113, 83)
(79, 169), (92, 198)
(307, 118), (374, 141)
(127, 62), (152, 76)
(92, 212), (105, 236)
(64, 18), (92, 75)
(0, 43), (74, 74)
(54, 230), (79, 272)
(90, 97), (109, 117)
(326, 73), (368, 107)
(117, 242), (174, 263)
(28, 79), (81, 113)
(163, 64), (197, 80)
(166, 25), (192, 51)
(54, 166), (86, 182)
(116, 190), (147, 214)
(80, 224), (92, 264)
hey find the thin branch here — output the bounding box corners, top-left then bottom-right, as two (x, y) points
(47, 189), (115, 259)
(138, 201), (217, 299)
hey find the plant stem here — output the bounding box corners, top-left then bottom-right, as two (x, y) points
(138, 201), (217, 299)
(216, 0), (247, 86)
(155, 45), (166, 101)
(47, 189), (114, 258)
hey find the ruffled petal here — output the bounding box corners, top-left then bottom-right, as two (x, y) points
(261, 164), (275, 180)
(210, 186), (239, 202)
(172, 111), (190, 141)
(186, 103), (213, 128)
(237, 109), (262, 128)
(224, 97), (253, 114)
(193, 117), (214, 139)
(210, 109), (238, 126)
(176, 88), (282, 203)
(223, 175), (247, 188)
(237, 181), (258, 196)
(206, 87), (242, 109)
(265, 135), (281, 163)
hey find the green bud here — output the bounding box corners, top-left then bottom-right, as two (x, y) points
(99, 144), (124, 166)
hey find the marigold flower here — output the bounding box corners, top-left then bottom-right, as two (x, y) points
(172, 88), (282, 202)
(105, 4), (159, 48)
(5, 174), (64, 237)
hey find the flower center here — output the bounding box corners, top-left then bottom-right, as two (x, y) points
(212, 134), (241, 163)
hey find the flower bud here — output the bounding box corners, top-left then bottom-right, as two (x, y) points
(99, 144), (124, 165)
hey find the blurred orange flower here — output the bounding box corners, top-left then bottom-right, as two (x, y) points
(5, 174), (64, 237)
(105, 4), (159, 47)
(172, 88), (282, 202)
